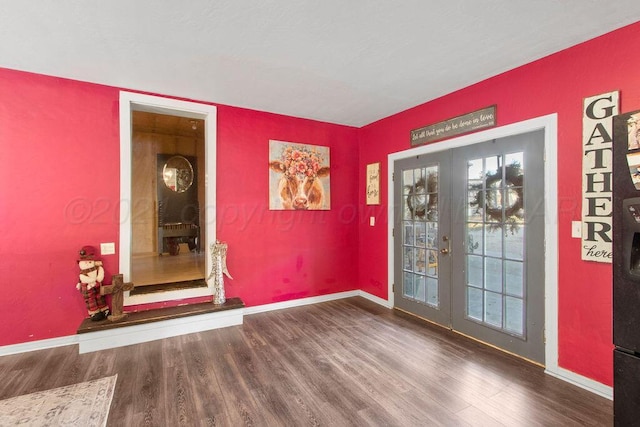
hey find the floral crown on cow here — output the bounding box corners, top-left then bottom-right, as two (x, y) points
(280, 146), (324, 178)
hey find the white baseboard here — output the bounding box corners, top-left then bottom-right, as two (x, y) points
(0, 291), (614, 401)
(358, 290), (393, 308)
(2, 291), (365, 357)
(78, 308), (244, 353)
(545, 366), (613, 400)
(243, 290), (359, 315)
(241, 290), (392, 317)
(0, 335), (78, 357)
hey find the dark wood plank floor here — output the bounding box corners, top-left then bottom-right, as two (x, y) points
(0, 297), (612, 426)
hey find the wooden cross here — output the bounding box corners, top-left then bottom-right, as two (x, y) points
(100, 274), (134, 322)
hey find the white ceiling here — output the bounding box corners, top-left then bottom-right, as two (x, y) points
(2, 1), (640, 127)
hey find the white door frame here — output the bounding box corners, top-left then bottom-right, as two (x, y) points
(388, 113), (612, 399)
(388, 114), (565, 377)
(119, 91), (217, 306)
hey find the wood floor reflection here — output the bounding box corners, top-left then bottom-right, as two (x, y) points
(131, 248), (205, 286)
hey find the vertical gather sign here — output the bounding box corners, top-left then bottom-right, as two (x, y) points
(582, 91), (619, 263)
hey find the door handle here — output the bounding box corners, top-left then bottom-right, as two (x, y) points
(441, 235), (451, 255)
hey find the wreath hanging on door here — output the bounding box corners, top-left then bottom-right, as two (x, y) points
(406, 171), (438, 220)
(469, 162), (524, 234)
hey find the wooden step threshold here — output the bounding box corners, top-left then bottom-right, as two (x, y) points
(76, 297), (244, 354)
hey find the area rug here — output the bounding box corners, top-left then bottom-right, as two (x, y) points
(0, 374), (117, 426)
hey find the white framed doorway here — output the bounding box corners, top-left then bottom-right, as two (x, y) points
(393, 130), (546, 363)
(388, 114), (560, 376)
(119, 91), (217, 306)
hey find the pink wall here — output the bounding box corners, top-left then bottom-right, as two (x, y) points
(2, 21), (640, 387)
(216, 106), (359, 306)
(0, 68), (359, 346)
(0, 70), (121, 344)
(358, 21), (640, 386)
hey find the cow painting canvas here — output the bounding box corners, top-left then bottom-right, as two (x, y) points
(269, 140), (330, 210)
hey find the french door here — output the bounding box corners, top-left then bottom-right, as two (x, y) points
(394, 130), (545, 364)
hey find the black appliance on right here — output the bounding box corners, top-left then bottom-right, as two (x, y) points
(613, 109), (640, 425)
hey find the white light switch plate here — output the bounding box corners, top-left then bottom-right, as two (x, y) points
(369, 216), (375, 226)
(100, 242), (116, 255)
(571, 221), (582, 238)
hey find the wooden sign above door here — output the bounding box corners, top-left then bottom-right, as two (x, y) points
(410, 105), (496, 146)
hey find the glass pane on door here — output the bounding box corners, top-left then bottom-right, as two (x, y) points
(464, 153), (525, 337)
(402, 166), (439, 308)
